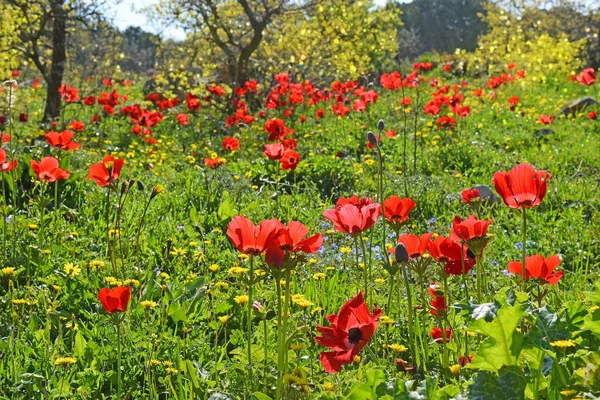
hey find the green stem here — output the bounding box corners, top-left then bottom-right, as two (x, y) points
(359, 234), (369, 302)
(401, 266), (417, 367)
(476, 253), (482, 303)
(386, 273), (395, 315)
(275, 272), (284, 397)
(521, 207), (527, 290)
(247, 255), (254, 377)
(116, 319), (122, 400)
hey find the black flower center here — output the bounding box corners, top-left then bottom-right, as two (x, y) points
(348, 327), (362, 345)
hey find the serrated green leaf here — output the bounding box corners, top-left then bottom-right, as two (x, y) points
(467, 303), (524, 371)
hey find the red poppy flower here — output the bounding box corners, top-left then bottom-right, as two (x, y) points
(87, 155), (124, 186)
(98, 286), (131, 313)
(322, 199), (380, 236)
(575, 67), (596, 86)
(430, 327), (453, 343)
(226, 216), (281, 256)
(331, 102), (350, 117)
(430, 296), (447, 317)
(32, 77), (41, 89)
(264, 143), (285, 160)
(69, 120), (85, 131)
(452, 215), (492, 256)
(30, 157), (70, 182)
(492, 163), (551, 209)
(396, 358), (416, 372)
(204, 156), (226, 168)
(0, 149), (17, 172)
(45, 130), (80, 151)
(315, 291), (382, 373)
(265, 220), (323, 268)
(589, 110), (597, 120)
(538, 115), (554, 125)
(58, 84), (80, 103)
(429, 236), (476, 275)
(83, 96), (96, 106)
(222, 136), (240, 151)
(315, 109), (326, 119)
(279, 149), (300, 171)
(177, 113), (189, 125)
(18, 113), (28, 122)
(186, 93), (200, 111)
(459, 355), (475, 366)
(265, 118), (293, 141)
(452, 215), (492, 242)
(507, 254), (563, 285)
(1, 134), (10, 143)
(461, 188), (480, 204)
(383, 196), (416, 228)
(395, 233), (433, 260)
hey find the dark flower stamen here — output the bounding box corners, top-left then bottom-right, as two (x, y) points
(347, 327), (362, 345)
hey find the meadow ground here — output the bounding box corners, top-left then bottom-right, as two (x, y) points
(0, 66), (599, 399)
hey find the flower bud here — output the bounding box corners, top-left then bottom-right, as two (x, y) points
(252, 301), (264, 312)
(395, 243), (409, 264)
(151, 184), (164, 199)
(367, 131), (378, 147)
(120, 180), (130, 195)
(136, 180), (145, 191)
(377, 119), (385, 131)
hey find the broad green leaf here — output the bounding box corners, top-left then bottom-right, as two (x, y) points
(252, 393), (273, 400)
(469, 367), (527, 400)
(74, 330), (87, 359)
(467, 303), (524, 371)
(583, 309), (600, 337)
(217, 195), (237, 221)
(168, 301), (187, 323)
(573, 352), (600, 392)
(346, 368), (387, 400)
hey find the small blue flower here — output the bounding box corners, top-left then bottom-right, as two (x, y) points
(427, 217), (437, 225)
(514, 242), (523, 250)
(330, 243), (338, 251)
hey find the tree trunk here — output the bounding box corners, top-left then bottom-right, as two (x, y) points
(43, 0), (67, 122)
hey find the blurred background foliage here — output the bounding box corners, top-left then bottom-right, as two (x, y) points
(0, 0), (598, 96)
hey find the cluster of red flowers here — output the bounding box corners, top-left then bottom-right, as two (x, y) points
(226, 215), (323, 268)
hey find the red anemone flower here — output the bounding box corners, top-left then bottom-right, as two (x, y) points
(226, 216), (281, 256)
(315, 291), (382, 373)
(452, 215), (492, 256)
(45, 130), (80, 151)
(429, 236), (476, 275)
(430, 296), (447, 317)
(575, 67), (596, 86)
(265, 220), (323, 268)
(264, 143), (285, 160)
(383, 196), (416, 228)
(222, 136), (240, 151)
(492, 163), (551, 209)
(30, 157), (70, 182)
(58, 84), (80, 103)
(507, 254), (563, 285)
(461, 188), (480, 204)
(87, 155), (124, 186)
(395, 233), (434, 260)
(0, 149), (17, 172)
(98, 286), (131, 313)
(279, 149), (300, 171)
(322, 199), (380, 236)
(430, 327), (453, 343)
